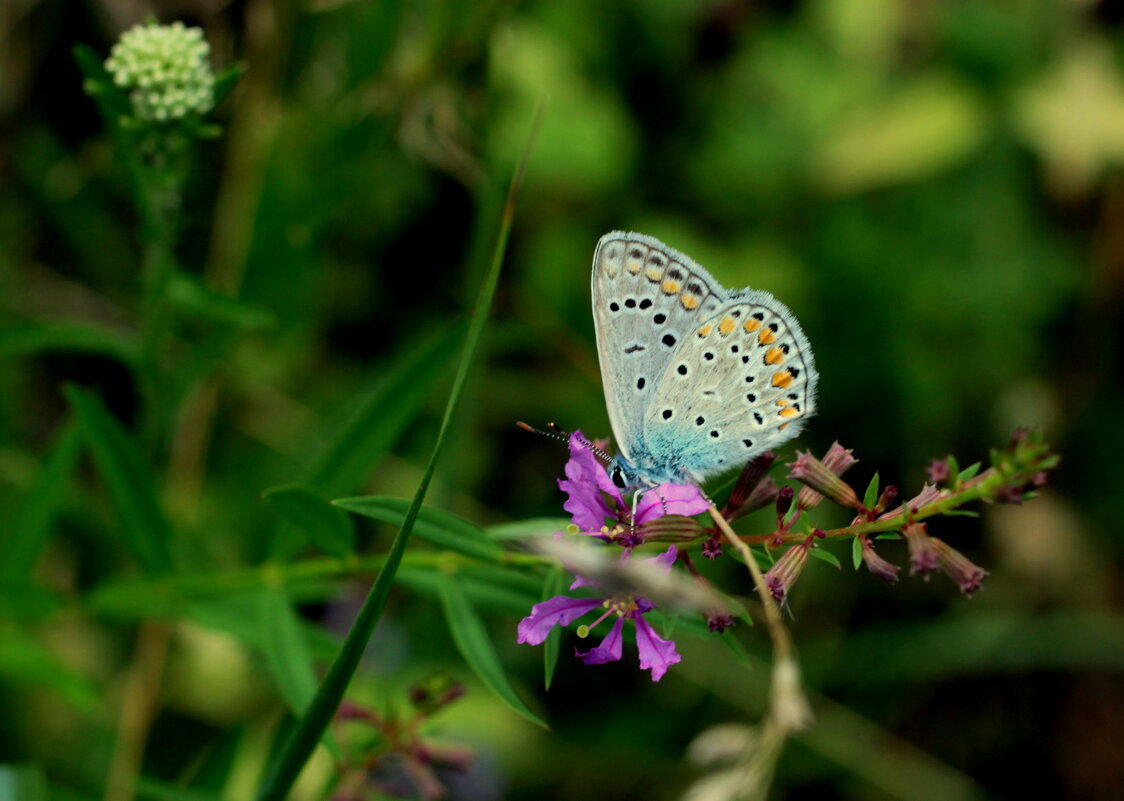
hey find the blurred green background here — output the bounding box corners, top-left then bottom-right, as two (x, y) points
(2, 0), (1123, 799)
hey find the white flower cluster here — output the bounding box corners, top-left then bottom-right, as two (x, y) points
(104, 21), (215, 122)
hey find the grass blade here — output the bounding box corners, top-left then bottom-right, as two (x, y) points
(66, 385), (173, 575)
(254, 108), (542, 801)
(0, 419), (82, 582)
(440, 574), (545, 727)
(0, 324), (139, 364)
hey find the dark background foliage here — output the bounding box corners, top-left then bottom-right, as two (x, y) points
(1, 0), (1122, 799)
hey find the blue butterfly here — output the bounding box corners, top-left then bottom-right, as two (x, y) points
(592, 232), (818, 492)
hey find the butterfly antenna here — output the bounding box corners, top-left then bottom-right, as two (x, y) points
(515, 421), (614, 464)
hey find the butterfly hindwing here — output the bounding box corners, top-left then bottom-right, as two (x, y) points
(642, 292), (817, 483)
(592, 232), (728, 463)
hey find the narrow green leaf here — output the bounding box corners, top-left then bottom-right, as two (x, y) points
(212, 64), (245, 107)
(440, 574), (546, 727)
(254, 108), (542, 801)
(486, 518), (571, 540)
(168, 272), (275, 329)
(810, 547), (842, 570)
(943, 510), (980, 518)
(0, 419), (82, 582)
(258, 588), (318, 715)
(946, 454), (960, 481)
(0, 629), (101, 712)
(0, 765), (48, 801)
(852, 535), (863, 570)
(333, 496), (500, 562)
(134, 778), (225, 801)
(305, 323), (465, 497)
(183, 725), (244, 794)
(0, 324), (139, 364)
(541, 567), (564, 689)
(395, 567), (538, 616)
(862, 472), (880, 511)
(957, 462), (982, 483)
(66, 385), (173, 575)
(876, 532), (903, 540)
(720, 631), (752, 667)
(263, 485), (355, 558)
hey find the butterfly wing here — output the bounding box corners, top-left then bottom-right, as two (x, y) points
(641, 291), (818, 483)
(592, 232), (729, 463)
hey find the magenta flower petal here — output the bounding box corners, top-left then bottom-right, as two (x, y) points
(558, 430), (623, 531)
(576, 617), (625, 665)
(569, 574), (597, 590)
(517, 596), (604, 646)
(644, 545), (678, 571)
(635, 483), (709, 524)
(634, 615), (681, 682)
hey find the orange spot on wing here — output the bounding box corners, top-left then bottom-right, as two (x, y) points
(772, 370), (794, 388)
(645, 267), (664, 282)
(680, 293), (700, 310)
(779, 422), (790, 430)
(718, 316), (736, 335)
(764, 346), (784, 364)
(662, 279), (681, 294)
(743, 319), (761, 333)
(758, 328), (777, 345)
(697, 324), (713, 337)
(779, 406), (799, 418)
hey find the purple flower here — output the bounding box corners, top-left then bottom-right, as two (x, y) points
(557, 431), (708, 548)
(517, 546), (682, 682)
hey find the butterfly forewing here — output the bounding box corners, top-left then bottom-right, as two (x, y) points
(592, 232), (728, 462)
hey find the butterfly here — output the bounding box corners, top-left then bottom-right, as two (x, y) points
(592, 231), (818, 493)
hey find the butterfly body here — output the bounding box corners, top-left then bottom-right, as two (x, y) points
(592, 232), (818, 492)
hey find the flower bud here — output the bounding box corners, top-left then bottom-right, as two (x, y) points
(760, 541), (810, 602)
(775, 485), (794, 519)
(701, 537), (722, 560)
(789, 446), (861, 509)
(859, 535), (900, 583)
(903, 522), (939, 577)
(927, 458), (951, 485)
(996, 484), (1024, 504)
(722, 451), (776, 519)
(707, 613), (735, 633)
(874, 485), (899, 514)
(930, 538), (988, 596)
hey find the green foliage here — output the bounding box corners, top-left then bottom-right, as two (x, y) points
(3, 2), (1121, 800)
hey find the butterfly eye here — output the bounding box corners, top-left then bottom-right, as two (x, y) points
(611, 465), (628, 489)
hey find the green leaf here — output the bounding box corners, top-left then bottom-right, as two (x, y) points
(852, 535), (863, 571)
(0, 419), (82, 582)
(876, 532), (903, 540)
(134, 778), (225, 801)
(541, 567), (564, 689)
(957, 462), (982, 483)
(862, 472), (880, 511)
(395, 566), (538, 616)
(0, 765), (48, 801)
(0, 324), (139, 364)
(256, 589), (342, 756)
(66, 385), (173, 575)
(263, 485), (355, 558)
(333, 496), (501, 562)
(720, 631), (752, 667)
(810, 547), (842, 570)
(212, 64), (245, 107)
(0, 628), (101, 712)
(305, 324), (465, 497)
(440, 574), (546, 728)
(486, 518), (571, 540)
(946, 454), (960, 480)
(943, 510), (980, 518)
(254, 110), (541, 801)
(168, 272), (275, 330)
